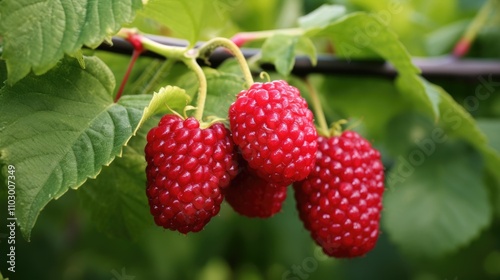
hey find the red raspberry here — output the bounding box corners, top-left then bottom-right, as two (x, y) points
(224, 165), (287, 218)
(293, 131), (385, 258)
(229, 80), (317, 184)
(145, 115), (238, 234)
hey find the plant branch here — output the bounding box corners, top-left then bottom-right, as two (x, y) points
(96, 36), (500, 81)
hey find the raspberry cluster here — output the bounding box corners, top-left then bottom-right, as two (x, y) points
(144, 80), (385, 258)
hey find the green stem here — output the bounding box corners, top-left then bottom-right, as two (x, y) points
(197, 37), (254, 88)
(184, 57), (208, 121)
(116, 28), (186, 59)
(232, 28), (303, 44)
(138, 36), (186, 59)
(304, 77), (329, 136)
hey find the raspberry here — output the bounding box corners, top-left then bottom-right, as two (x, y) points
(145, 115), (238, 234)
(224, 165), (287, 218)
(293, 131), (385, 258)
(229, 80), (317, 184)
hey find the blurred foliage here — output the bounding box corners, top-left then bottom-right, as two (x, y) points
(1, 0), (500, 280)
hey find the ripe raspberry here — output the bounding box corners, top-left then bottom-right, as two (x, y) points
(293, 131), (385, 258)
(145, 115), (238, 234)
(229, 80), (317, 184)
(224, 165), (287, 218)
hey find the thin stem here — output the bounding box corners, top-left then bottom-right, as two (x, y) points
(304, 77), (329, 136)
(197, 37), (254, 88)
(184, 57), (208, 121)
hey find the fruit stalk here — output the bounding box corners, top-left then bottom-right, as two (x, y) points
(184, 56), (208, 122)
(197, 37), (254, 88)
(304, 77), (329, 137)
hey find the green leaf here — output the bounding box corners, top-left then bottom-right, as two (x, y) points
(383, 141), (492, 258)
(128, 85), (192, 129)
(296, 36), (318, 66)
(315, 13), (420, 76)
(477, 119), (500, 154)
(0, 0), (142, 85)
(140, 0), (207, 46)
(478, 118), (500, 219)
(202, 67), (245, 121)
(383, 112), (436, 157)
(425, 20), (469, 56)
(396, 74), (441, 120)
(165, 64), (245, 121)
(260, 34), (299, 77)
(260, 34), (317, 77)
(0, 60), (7, 85)
(299, 4), (346, 31)
(319, 76), (409, 140)
(435, 85), (500, 182)
(0, 56), (190, 240)
(78, 118), (158, 240)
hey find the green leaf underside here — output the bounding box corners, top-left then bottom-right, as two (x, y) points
(140, 0), (206, 46)
(298, 4), (347, 31)
(260, 35), (318, 77)
(316, 13), (420, 75)
(78, 117), (158, 240)
(0, 56), (190, 240)
(314, 13), (442, 121)
(0, 0), (142, 84)
(126, 85), (191, 129)
(383, 142), (491, 258)
(261, 34), (299, 77)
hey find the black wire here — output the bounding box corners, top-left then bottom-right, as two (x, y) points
(96, 36), (500, 82)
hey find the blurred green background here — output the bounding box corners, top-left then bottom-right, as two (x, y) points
(2, 0), (500, 279)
